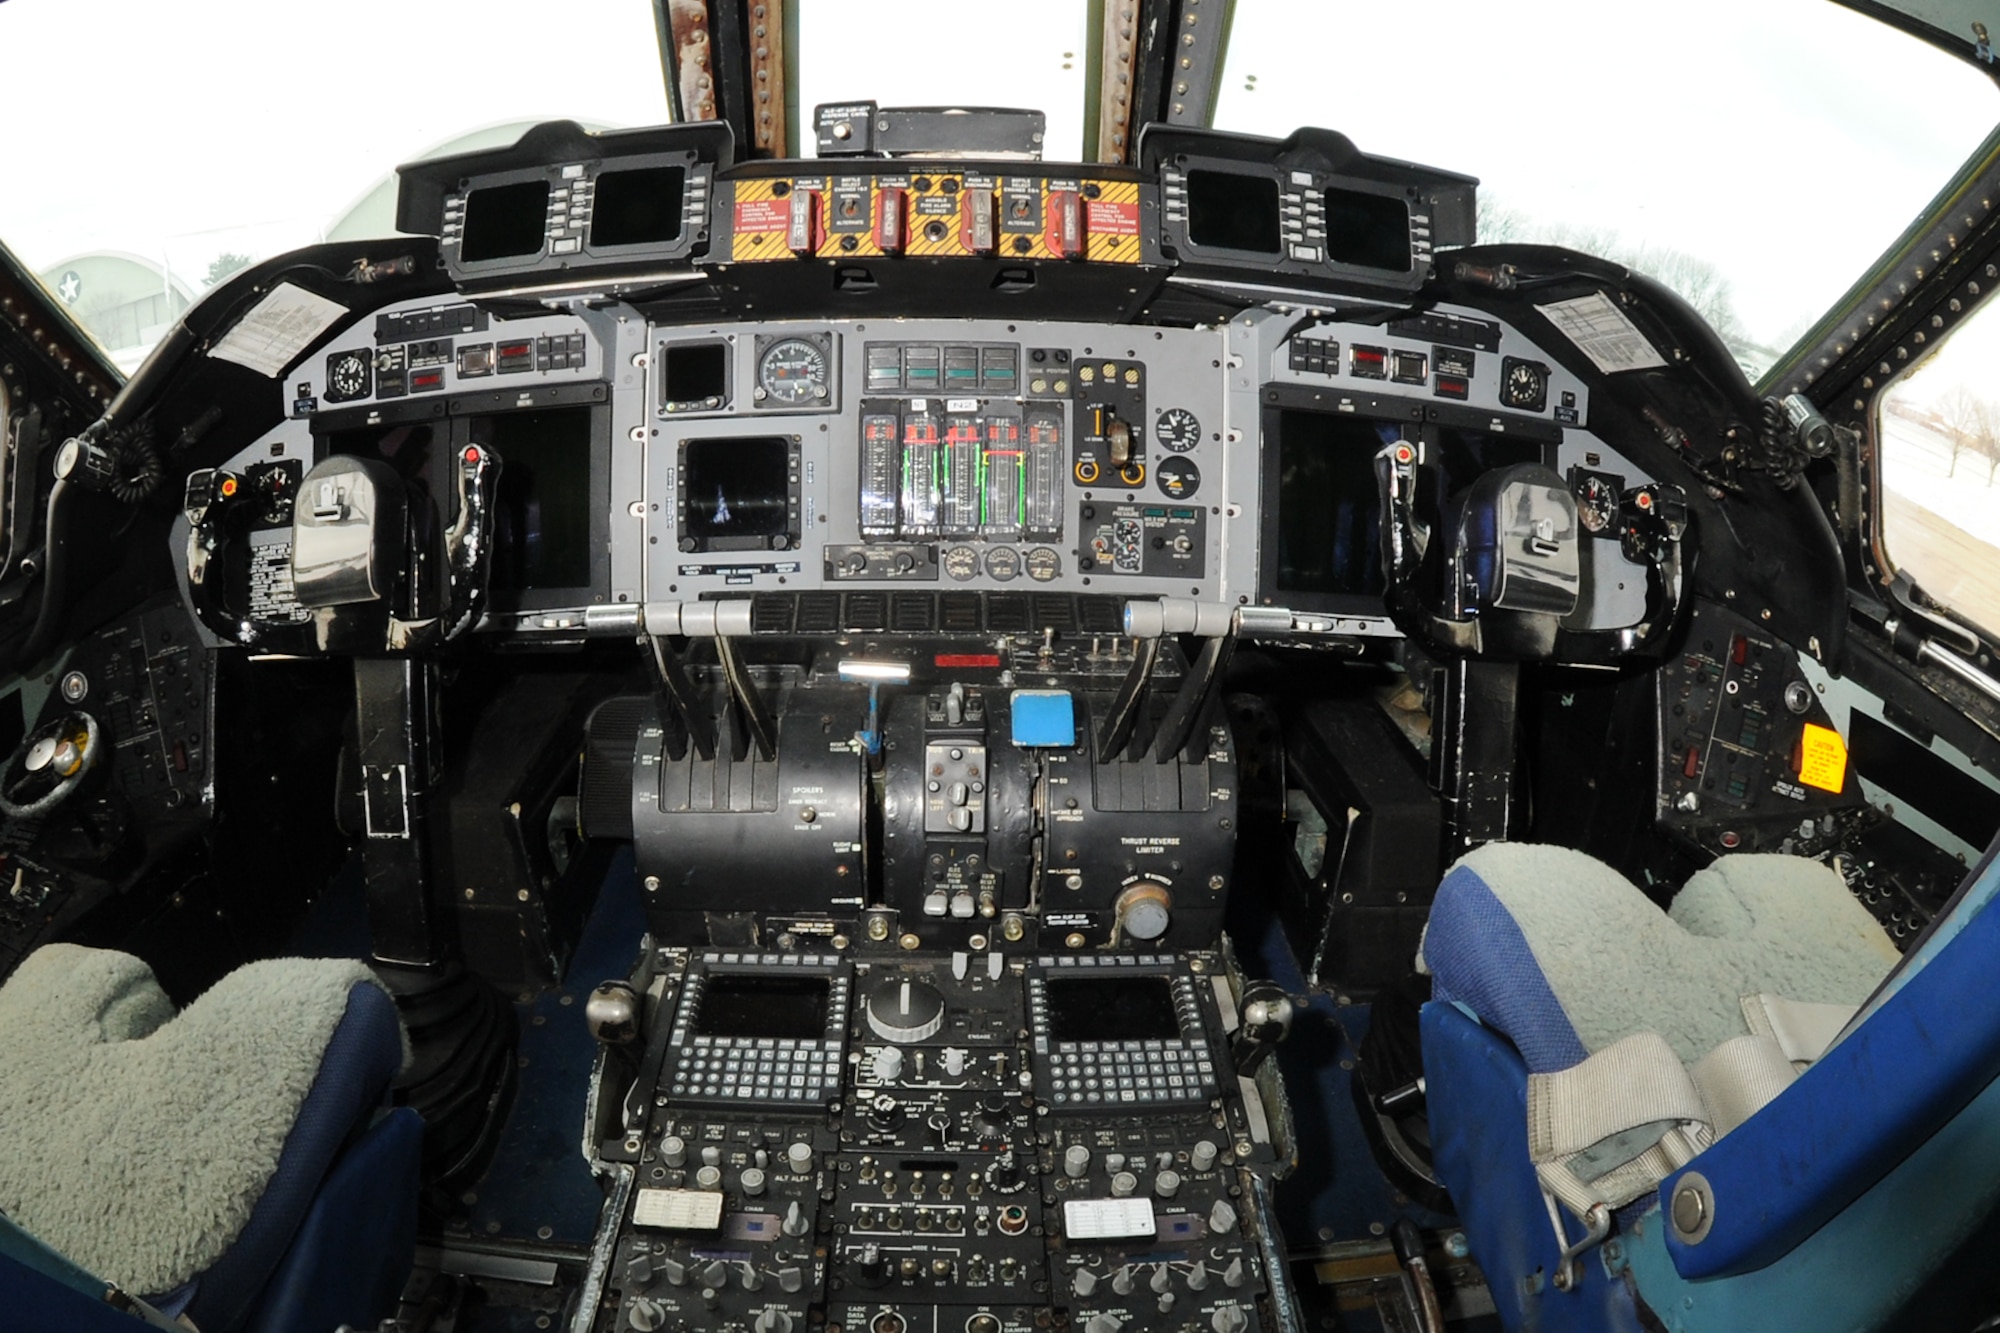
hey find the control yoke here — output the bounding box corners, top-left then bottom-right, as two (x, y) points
(1376, 441), (1686, 665)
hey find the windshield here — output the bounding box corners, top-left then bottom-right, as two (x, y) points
(1214, 0), (1999, 382)
(4, 1), (1995, 384)
(0, 0), (670, 372)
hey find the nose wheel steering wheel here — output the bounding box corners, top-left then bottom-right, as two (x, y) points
(0, 711), (102, 818)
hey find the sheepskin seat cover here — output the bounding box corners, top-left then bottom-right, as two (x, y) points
(1421, 845), (1899, 1072)
(0, 944), (390, 1295)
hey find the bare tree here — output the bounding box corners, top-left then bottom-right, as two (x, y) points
(1627, 245), (1742, 342)
(1937, 385), (1988, 477)
(1468, 201), (1750, 345)
(1476, 195), (1531, 245)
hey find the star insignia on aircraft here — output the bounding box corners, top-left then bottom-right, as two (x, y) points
(56, 270), (81, 304)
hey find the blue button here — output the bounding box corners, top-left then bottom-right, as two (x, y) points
(1011, 690), (1075, 747)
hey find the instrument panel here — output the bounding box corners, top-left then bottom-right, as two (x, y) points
(186, 295), (1662, 643)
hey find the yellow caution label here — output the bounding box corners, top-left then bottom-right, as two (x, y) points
(723, 176), (1144, 264)
(1798, 722), (1848, 794)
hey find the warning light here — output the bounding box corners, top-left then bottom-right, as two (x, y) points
(219, 477), (238, 497)
(1637, 491), (1653, 510)
(1798, 722), (1848, 794)
(464, 446), (482, 464)
(1394, 443), (1415, 464)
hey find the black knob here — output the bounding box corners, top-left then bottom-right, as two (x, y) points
(848, 1243), (892, 1289)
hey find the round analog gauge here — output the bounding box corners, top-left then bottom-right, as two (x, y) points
(1572, 472), (1621, 534)
(943, 545), (981, 581)
(1156, 457), (1201, 501)
(1500, 357), (1548, 413)
(1155, 407), (1201, 453)
(1025, 547), (1063, 582)
(326, 349), (370, 402)
(984, 546), (1022, 581)
(756, 337), (830, 406)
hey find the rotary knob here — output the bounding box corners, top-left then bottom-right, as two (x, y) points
(1114, 882), (1173, 941)
(865, 977), (946, 1043)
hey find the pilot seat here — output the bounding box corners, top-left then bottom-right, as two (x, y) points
(0, 943), (420, 1331)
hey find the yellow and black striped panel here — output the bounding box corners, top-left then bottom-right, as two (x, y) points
(723, 176), (1144, 265)
(727, 179), (802, 263)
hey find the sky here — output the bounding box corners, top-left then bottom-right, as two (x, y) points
(1214, 0), (2000, 351)
(0, 0), (1994, 356)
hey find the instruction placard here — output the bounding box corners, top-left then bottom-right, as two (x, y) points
(1537, 292), (1667, 374)
(209, 282), (347, 378)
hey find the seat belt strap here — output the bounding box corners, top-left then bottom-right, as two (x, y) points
(1527, 1031), (1712, 1213)
(1527, 1027), (1806, 1218)
(1741, 993), (1857, 1068)
(1692, 1032), (1799, 1136)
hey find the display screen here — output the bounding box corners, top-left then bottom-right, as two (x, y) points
(662, 342), (728, 406)
(589, 165), (687, 249)
(694, 975), (830, 1039)
(1324, 188), (1412, 273)
(326, 420), (443, 504)
(1274, 411), (1395, 597)
(1272, 414), (1548, 600)
(472, 407), (595, 592)
(459, 180), (551, 263)
(1185, 169), (1282, 254)
(1046, 976), (1182, 1043)
(682, 437), (791, 541)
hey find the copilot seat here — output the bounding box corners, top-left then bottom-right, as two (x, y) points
(1418, 839), (2000, 1330)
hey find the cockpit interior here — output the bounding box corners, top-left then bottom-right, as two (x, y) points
(4, 2), (2000, 1330)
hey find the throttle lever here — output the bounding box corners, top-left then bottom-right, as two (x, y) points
(1231, 981), (1295, 1077)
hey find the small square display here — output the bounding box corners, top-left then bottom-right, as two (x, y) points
(1324, 187), (1412, 273)
(1185, 169), (1282, 255)
(682, 437), (791, 542)
(460, 180), (552, 263)
(589, 165), (687, 249)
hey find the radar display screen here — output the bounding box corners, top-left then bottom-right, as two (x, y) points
(589, 165), (687, 249)
(1273, 410), (1394, 597)
(694, 975), (831, 1040)
(1185, 169), (1282, 254)
(1045, 976), (1181, 1043)
(1324, 187), (1412, 273)
(474, 407), (594, 592)
(460, 180), (552, 262)
(682, 437), (791, 542)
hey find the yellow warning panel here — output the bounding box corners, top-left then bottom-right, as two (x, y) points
(727, 179), (799, 262)
(1798, 722), (1848, 794)
(722, 175), (1146, 265)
